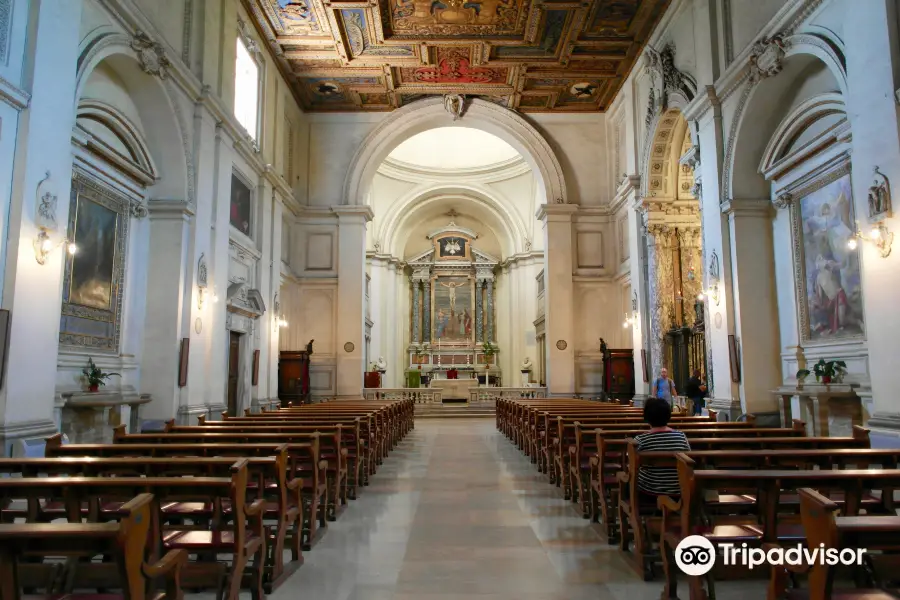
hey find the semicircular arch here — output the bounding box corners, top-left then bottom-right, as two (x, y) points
(344, 97), (567, 207)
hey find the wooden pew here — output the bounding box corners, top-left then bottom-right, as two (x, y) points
(588, 428), (873, 548)
(615, 438), (889, 581)
(113, 428), (347, 522)
(171, 421), (366, 501)
(0, 461), (264, 600)
(0, 493), (187, 600)
(768, 487), (900, 600)
(45, 437), (329, 552)
(0, 454), (302, 592)
(658, 458), (900, 599)
(559, 422), (806, 507)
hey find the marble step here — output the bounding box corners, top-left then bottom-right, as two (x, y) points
(414, 404), (496, 418)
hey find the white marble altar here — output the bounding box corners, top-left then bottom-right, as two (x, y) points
(430, 378), (479, 399)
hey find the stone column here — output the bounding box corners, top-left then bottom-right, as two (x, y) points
(622, 178), (650, 399)
(422, 279), (431, 343)
(411, 279), (420, 344)
(0, 0), (84, 454)
(722, 198), (781, 416)
(485, 278), (495, 343)
(842, 0), (900, 442)
(475, 280), (483, 342)
(333, 206), (373, 398)
(537, 204), (578, 395)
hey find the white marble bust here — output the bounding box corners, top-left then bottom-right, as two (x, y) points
(521, 356), (533, 371)
(376, 356), (387, 371)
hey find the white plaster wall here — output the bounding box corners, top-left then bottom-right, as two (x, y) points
(527, 114), (609, 205)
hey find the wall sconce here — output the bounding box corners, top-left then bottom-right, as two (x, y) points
(697, 281), (719, 305)
(277, 315), (289, 328)
(847, 222), (893, 258)
(623, 311), (639, 328)
(35, 230), (76, 265)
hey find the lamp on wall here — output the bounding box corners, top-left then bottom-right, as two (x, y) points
(35, 230), (77, 265)
(847, 221), (893, 258)
(696, 281), (719, 305)
(623, 311), (639, 329)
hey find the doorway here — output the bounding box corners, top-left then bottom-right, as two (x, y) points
(227, 331), (241, 416)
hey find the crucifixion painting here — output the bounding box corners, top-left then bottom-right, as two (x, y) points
(433, 276), (473, 342)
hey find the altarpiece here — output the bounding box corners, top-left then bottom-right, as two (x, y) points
(407, 222), (499, 382)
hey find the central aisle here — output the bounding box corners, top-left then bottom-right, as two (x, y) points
(271, 418), (756, 600)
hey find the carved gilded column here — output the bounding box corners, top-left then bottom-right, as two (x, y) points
(679, 227), (704, 328)
(475, 279), (483, 342)
(423, 279), (431, 343)
(411, 278), (420, 344)
(646, 223), (675, 378)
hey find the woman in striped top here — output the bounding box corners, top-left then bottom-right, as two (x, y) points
(633, 397), (691, 497)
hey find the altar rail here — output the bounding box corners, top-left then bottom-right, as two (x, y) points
(469, 387), (548, 404)
(364, 388), (444, 404)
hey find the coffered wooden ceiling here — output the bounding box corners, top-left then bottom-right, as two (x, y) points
(245, 0), (670, 112)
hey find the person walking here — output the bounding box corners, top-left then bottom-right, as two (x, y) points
(650, 367), (677, 406)
(685, 369), (707, 415)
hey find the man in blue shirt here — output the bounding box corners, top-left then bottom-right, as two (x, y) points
(650, 367), (676, 405)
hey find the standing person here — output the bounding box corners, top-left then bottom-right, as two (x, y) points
(685, 369), (707, 415)
(650, 367), (677, 406)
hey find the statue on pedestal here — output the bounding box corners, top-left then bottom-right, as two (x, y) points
(376, 356), (387, 372)
(521, 356), (533, 387)
(306, 339), (314, 355)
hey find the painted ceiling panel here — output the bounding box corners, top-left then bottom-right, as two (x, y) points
(247, 0), (671, 112)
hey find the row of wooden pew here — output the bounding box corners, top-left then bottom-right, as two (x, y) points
(497, 397), (900, 600)
(0, 398), (414, 600)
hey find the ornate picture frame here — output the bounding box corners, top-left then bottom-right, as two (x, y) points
(59, 171), (129, 353)
(788, 162), (866, 344)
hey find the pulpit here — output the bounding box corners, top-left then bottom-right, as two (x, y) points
(279, 351), (311, 406)
(603, 349), (635, 403)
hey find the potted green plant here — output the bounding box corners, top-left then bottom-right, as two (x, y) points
(796, 368), (810, 387)
(82, 357), (120, 392)
(482, 341), (496, 386)
(812, 359), (847, 385)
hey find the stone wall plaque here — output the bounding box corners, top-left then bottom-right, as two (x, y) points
(344, 341), (355, 353)
(556, 339), (567, 351)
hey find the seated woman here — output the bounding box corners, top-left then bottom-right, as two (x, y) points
(633, 397), (691, 498)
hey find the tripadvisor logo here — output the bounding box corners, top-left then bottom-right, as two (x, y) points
(675, 536), (867, 576)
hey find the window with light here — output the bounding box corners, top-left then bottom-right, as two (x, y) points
(234, 37), (260, 141)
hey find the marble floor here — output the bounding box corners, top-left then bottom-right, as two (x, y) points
(263, 418), (765, 600)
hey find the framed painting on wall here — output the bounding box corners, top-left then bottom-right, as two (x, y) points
(790, 165), (866, 343)
(432, 275), (473, 343)
(728, 334), (741, 383)
(178, 338), (190, 387)
(60, 172), (129, 352)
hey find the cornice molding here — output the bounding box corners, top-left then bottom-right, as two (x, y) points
(332, 205), (375, 223)
(0, 73), (30, 111)
(536, 203), (579, 221)
(379, 156), (529, 180)
(721, 197), (774, 218)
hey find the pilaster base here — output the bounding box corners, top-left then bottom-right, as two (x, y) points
(708, 397), (743, 421)
(865, 412), (900, 448)
(631, 394), (649, 407)
(0, 419), (58, 457)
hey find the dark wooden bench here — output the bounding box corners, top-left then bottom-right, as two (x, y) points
(45, 437), (329, 552)
(588, 429), (873, 544)
(0, 454), (301, 592)
(768, 487), (900, 600)
(658, 458), (900, 599)
(560, 422), (807, 509)
(0, 462), (264, 600)
(0, 493), (186, 600)
(112, 428), (347, 522)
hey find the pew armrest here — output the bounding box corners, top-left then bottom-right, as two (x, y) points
(245, 498), (266, 517)
(657, 495), (681, 512)
(143, 548), (188, 579)
(616, 470), (630, 484)
(286, 477), (304, 492)
(144, 548), (187, 600)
